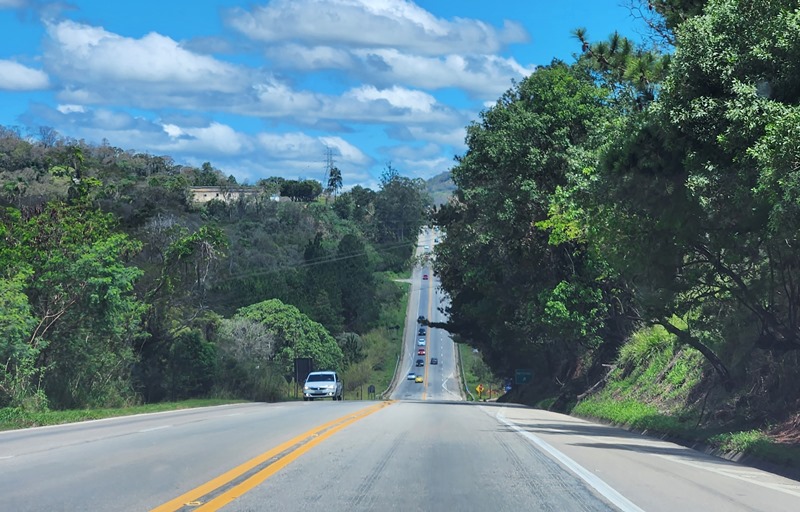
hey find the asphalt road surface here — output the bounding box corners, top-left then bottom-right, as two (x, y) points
(391, 228), (461, 402)
(3, 228), (799, 511)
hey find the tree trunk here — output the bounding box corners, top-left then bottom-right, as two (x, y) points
(658, 320), (734, 391)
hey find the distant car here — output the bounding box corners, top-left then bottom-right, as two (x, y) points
(418, 327), (426, 336)
(303, 371), (343, 401)
(424, 245), (430, 250)
(418, 348), (426, 356)
(415, 376), (424, 383)
(417, 315), (426, 323)
(435, 238), (439, 243)
(415, 358), (424, 367)
(422, 274), (429, 280)
(430, 358), (438, 365)
(407, 372), (416, 380)
(417, 338), (426, 346)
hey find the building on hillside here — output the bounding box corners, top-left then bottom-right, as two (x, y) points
(190, 186), (282, 204)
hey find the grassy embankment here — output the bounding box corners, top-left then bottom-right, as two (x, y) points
(0, 399), (245, 431)
(341, 274), (410, 400)
(571, 325), (800, 470)
(458, 343), (503, 401)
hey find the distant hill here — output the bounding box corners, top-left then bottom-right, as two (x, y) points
(426, 171), (455, 206)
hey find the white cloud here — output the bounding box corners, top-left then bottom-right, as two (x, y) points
(0, 0), (26, 8)
(56, 104), (85, 114)
(251, 79), (324, 114)
(319, 136), (370, 165)
(10, 1), (527, 187)
(406, 126), (466, 148)
(155, 122), (248, 155)
(346, 85), (435, 113)
(44, 20), (246, 95)
(350, 49), (535, 97)
(225, 0), (527, 55)
(266, 44), (354, 70)
(0, 60), (49, 90)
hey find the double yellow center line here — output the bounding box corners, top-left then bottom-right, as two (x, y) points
(151, 401), (393, 512)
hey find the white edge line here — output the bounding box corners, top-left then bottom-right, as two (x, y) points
(0, 403), (250, 435)
(138, 425), (171, 433)
(495, 409), (645, 512)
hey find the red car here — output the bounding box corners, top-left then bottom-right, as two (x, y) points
(422, 274), (429, 280)
(418, 348), (426, 356)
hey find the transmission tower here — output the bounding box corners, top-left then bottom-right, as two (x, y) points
(323, 146), (335, 192)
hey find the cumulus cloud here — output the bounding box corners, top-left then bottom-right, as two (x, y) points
(265, 43), (354, 70)
(319, 136), (370, 165)
(346, 85), (436, 113)
(351, 49), (534, 97)
(228, 1), (534, 97)
(43, 20), (247, 100)
(157, 122), (249, 155)
(10, 1), (536, 186)
(0, 60), (49, 90)
(225, 0), (527, 55)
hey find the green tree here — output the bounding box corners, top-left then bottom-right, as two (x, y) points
(373, 166), (430, 243)
(588, 0), (800, 387)
(1, 202), (146, 408)
(336, 234), (377, 332)
(235, 299), (343, 376)
(434, 61), (623, 387)
(327, 166), (343, 200)
(336, 332), (365, 367)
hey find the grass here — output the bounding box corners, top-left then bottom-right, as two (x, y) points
(709, 430), (771, 453)
(458, 343), (502, 401)
(572, 397), (693, 437)
(572, 323), (800, 471)
(341, 280), (409, 400)
(0, 398), (246, 431)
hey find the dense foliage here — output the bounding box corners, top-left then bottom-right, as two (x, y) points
(434, 0), (800, 419)
(0, 131), (429, 409)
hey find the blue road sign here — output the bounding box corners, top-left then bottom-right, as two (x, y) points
(515, 369), (533, 385)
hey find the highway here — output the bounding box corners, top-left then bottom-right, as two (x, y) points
(391, 228), (461, 402)
(2, 230), (800, 511)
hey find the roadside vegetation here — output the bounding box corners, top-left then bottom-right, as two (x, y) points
(3, 0), (800, 475)
(0, 399), (245, 431)
(457, 344), (502, 401)
(0, 130), (430, 421)
(431, 0), (800, 471)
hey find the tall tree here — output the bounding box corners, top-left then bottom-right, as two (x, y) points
(327, 166), (343, 200)
(434, 61), (623, 385)
(589, 0), (800, 387)
(373, 166), (429, 243)
(235, 299), (343, 375)
(1, 202), (146, 408)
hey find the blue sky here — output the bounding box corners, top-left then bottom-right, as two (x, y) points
(0, 0), (647, 188)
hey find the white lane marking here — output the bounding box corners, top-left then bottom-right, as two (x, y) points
(0, 455), (15, 460)
(652, 452), (800, 497)
(494, 409), (644, 512)
(138, 425), (171, 433)
(574, 433), (800, 497)
(441, 371), (463, 400)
